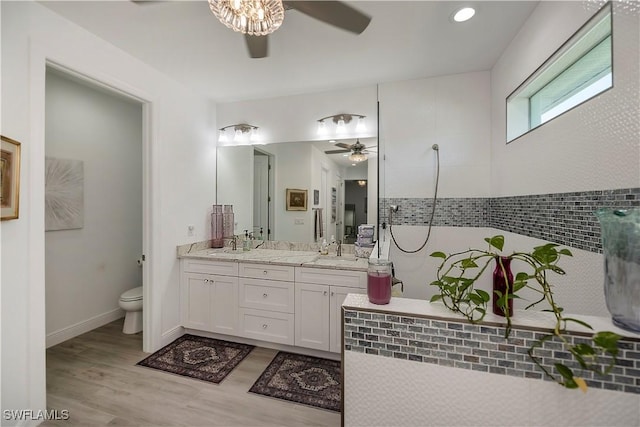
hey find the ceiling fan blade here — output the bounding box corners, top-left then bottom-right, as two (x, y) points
(334, 142), (353, 149)
(284, 1), (371, 34)
(245, 34), (269, 58)
(325, 149), (350, 154)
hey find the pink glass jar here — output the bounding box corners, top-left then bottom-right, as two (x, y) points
(367, 259), (392, 305)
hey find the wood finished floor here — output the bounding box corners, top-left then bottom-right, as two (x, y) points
(42, 320), (340, 427)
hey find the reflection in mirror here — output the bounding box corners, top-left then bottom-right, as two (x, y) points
(216, 138), (377, 244)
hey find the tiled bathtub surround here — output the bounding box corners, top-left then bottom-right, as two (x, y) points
(343, 309), (640, 395)
(380, 187), (640, 253)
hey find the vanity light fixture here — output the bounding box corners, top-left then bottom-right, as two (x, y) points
(208, 0), (285, 36)
(452, 6), (476, 22)
(218, 123), (260, 144)
(317, 114), (366, 136)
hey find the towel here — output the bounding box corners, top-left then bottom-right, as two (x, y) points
(314, 208), (324, 241)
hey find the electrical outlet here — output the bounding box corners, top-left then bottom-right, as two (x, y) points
(187, 225), (195, 236)
(294, 218), (304, 225)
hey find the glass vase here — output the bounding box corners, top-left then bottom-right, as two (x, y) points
(211, 205), (224, 248)
(595, 208), (640, 332)
(492, 256), (514, 317)
(223, 205), (234, 239)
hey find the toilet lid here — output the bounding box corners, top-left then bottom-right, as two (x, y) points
(120, 286), (143, 301)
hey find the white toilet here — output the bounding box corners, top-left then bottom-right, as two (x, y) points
(118, 286), (143, 334)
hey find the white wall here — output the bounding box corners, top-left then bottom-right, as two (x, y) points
(378, 71), (492, 299)
(491, 1), (640, 196)
(45, 70), (143, 346)
(379, 71), (492, 199)
(488, 1), (640, 317)
(1, 1), (214, 422)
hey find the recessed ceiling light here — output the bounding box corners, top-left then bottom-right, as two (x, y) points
(453, 7), (475, 23)
(329, 140), (336, 143)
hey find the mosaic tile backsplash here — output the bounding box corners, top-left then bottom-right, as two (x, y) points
(343, 309), (640, 395)
(380, 188), (640, 253)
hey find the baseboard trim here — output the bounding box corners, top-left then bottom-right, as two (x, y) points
(46, 308), (124, 348)
(159, 325), (184, 350)
(183, 328), (340, 361)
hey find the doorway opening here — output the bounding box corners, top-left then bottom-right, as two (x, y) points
(44, 65), (147, 349)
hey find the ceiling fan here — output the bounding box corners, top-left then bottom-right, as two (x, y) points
(134, 1), (371, 59)
(242, 1), (371, 59)
(325, 139), (375, 163)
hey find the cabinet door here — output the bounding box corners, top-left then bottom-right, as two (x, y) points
(181, 273), (211, 330)
(210, 275), (239, 335)
(330, 286), (366, 353)
(294, 283), (330, 351)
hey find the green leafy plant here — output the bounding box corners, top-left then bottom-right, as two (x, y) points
(429, 235), (621, 391)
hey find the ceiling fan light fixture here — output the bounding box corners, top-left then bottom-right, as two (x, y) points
(348, 152), (367, 163)
(209, 0), (285, 36)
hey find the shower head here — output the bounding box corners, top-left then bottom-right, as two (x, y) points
(432, 144), (439, 151)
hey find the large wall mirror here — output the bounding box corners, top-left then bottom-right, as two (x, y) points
(217, 138), (378, 244)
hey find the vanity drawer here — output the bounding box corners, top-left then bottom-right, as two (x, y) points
(239, 278), (294, 313)
(239, 263), (295, 282)
(238, 308), (294, 345)
(295, 267), (367, 288)
(182, 259), (238, 276)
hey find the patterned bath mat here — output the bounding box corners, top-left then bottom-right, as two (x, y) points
(249, 351), (341, 412)
(137, 334), (254, 384)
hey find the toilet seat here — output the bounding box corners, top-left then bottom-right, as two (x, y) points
(120, 286), (142, 302)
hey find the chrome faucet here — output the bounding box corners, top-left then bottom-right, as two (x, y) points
(230, 235), (238, 251)
(336, 240), (342, 257)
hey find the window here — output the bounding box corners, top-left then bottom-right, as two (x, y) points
(506, 3), (612, 143)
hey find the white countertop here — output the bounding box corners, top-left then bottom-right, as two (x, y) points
(180, 247), (369, 271)
(342, 293), (640, 340)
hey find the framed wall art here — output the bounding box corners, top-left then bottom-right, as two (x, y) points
(1, 135), (22, 220)
(286, 188), (307, 211)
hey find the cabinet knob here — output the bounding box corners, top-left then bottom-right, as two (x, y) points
(331, 291), (335, 296)
(263, 270), (268, 275)
(263, 293), (268, 298)
(323, 291), (328, 296)
(262, 324), (268, 329)
(204, 279), (209, 283)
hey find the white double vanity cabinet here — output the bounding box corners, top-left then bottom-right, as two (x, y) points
(179, 247), (368, 354)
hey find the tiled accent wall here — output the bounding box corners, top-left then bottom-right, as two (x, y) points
(343, 309), (640, 395)
(379, 197), (489, 227)
(379, 188), (640, 253)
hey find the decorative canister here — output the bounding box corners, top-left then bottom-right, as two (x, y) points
(223, 205), (234, 239)
(595, 208), (640, 332)
(367, 259), (392, 305)
(211, 204), (224, 248)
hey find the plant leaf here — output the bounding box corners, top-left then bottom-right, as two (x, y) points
(461, 258), (479, 269)
(515, 272), (529, 281)
(476, 289), (490, 302)
(430, 251), (447, 259)
(484, 235), (504, 251)
(574, 377), (588, 393)
(555, 363), (574, 380)
(559, 248), (573, 257)
(430, 294), (443, 302)
(563, 317), (593, 330)
(593, 331), (621, 355)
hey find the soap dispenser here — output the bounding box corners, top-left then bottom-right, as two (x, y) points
(320, 238), (329, 255)
(243, 230), (251, 251)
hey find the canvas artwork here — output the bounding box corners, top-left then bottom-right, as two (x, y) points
(286, 189), (307, 211)
(45, 157), (84, 231)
